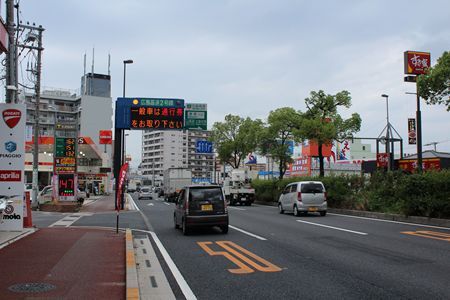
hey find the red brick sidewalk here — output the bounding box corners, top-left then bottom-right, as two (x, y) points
(0, 227), (125, 300)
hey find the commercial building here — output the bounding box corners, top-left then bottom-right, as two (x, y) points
(23, 72), (113, 194)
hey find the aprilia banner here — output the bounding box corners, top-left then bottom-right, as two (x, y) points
(116, 163), (129, 211)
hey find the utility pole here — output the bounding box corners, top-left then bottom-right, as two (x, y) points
(5, 0), (17, 103)
(18, 23), (45, 208)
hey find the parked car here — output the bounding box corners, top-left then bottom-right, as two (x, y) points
(138, 186), (153, 200)
(174, 185), (228, 235)
(37, 185), (53, 204)
(278, 181), (327, 216)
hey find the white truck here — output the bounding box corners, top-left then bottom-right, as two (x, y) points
(223, 168), (255, 206)
(163, 168), (192, 202)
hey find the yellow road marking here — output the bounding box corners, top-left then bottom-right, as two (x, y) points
(402, 230), (450, 242)
(197, 241), (282, 274)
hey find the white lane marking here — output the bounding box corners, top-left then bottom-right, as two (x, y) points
(148, 203), (154, 206)
(149, 231), (197, 300)
(296, 220), (368, 235)
(228, 207), (246, 211)
(328, 213), (450, 230)
(128, 194), (141, 212)
(229, 225), (267, 241)
(164, 202), (171, 206)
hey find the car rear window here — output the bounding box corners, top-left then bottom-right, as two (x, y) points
(189, 187), (223, 203)
(301, 183), (324, 193)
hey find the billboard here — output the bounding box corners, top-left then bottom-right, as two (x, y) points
(0, 103), (25, 231)
(404, 51), (431, 75)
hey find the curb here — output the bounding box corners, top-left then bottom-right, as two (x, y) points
(126, 229), (140, 300)
(254, 201), (450, 228)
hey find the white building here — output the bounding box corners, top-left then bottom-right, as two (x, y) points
(141, 129), (214, 186)
(24, 72), (113, 193)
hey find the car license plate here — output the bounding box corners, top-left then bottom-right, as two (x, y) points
(201, 204), (213, 211)
(241, 197), (246, 201)
(308, 207), (318, 212)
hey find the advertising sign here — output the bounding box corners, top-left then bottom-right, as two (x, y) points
(399, 158), (441, 173)
(404, 51), (431, 75)
(99, 130), (113, 144)
(54, 137), (77, 173)
(116, 163), (129, 211)
(58, 173), (76, 201)
(0, 103), (25, 231)
(408, 118), (416, 145)
(377, 153), (389, 168)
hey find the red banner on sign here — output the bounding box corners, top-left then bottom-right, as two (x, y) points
(116, 163), (129, 211)
(99, 130), (112, 144)
(404, 51), (431, 75)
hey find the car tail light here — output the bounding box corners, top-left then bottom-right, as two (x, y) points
(297, 192), (302, 202)
(324, 192), (328, 201)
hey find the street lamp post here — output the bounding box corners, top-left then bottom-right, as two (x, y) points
(381, 94), (391, 171)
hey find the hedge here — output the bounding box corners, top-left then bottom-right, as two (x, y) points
(252, 170), (450, 219)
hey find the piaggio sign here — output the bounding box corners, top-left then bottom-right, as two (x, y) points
(404, 51), (431, 75)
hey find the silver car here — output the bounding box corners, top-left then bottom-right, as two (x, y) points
(138, 186), (153, 200)
(278, 181), (327, 216)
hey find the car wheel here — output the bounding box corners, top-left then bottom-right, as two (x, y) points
(278, 203), (284, 214)
(182, 219), (190, 235)
(320, 211), (327, 217)
(294, 205), (300, 217)
(220, 225), (229, 234)
(174, 214), (180, 229)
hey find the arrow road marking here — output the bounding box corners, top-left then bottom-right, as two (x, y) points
(401, 230), (450, 242)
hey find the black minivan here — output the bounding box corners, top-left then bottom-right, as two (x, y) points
(174, 185), (229, 235)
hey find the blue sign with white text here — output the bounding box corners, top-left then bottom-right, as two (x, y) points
(196, 140), (213, 154)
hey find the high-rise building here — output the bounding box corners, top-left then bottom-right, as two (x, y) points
(141, 129), (214, 186)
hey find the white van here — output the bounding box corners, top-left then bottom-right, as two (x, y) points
(278, 181), (327, 216)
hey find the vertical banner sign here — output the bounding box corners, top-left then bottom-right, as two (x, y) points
(0, 104), (26, 231)
(408, 118), (417, 145)
(116, 163), (129, 211)
(404, 51), (431, 75)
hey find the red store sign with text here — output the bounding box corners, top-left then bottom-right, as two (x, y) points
(99, 130), (112, 144)
(377, 153), (389, 168)
(404, 51), (431, 75)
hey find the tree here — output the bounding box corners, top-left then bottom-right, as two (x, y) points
(258, 107), (302, 179)
(295, 90), (362, 177)
(417, 51), (450, 111)
(210, 114), (263, 169)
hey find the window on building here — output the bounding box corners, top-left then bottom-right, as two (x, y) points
(362, 146), (366, 151)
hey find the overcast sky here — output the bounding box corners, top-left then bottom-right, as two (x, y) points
(5, 0), (450, 167)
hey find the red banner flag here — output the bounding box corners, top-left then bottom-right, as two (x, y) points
(116, 163), (129, 211)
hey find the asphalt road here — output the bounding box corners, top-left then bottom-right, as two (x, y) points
(132, 194), (450, 300)
(32, 195), (450, 299)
